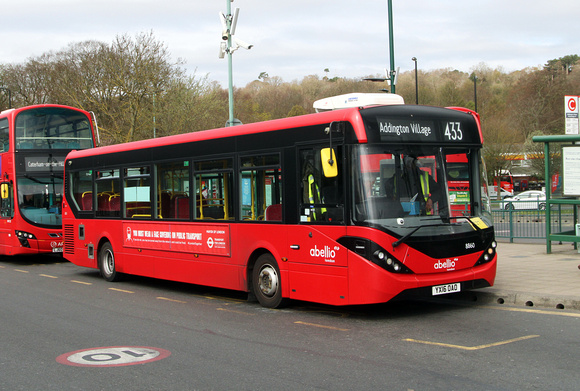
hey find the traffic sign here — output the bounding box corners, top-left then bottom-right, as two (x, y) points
(56, 346), (171, 367)
(565, 95), (579, 135)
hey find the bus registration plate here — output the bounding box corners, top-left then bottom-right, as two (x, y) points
(52, 247), (63, 253)
(432, 283), (460, 296)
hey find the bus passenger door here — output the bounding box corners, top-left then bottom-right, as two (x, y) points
(287, 225), (348, 305)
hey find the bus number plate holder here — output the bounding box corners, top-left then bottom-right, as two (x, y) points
(432, 283), (460, 296)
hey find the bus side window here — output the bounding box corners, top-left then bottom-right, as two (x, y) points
(70, 169), (94, 212)
(123, 167), (151, 219)
(194, 158), (233, 220)
(0, 182), (14, 218)
(240, 154), (282, 221)
(156, 161), (190, 220)
(96, 169), (120, 217)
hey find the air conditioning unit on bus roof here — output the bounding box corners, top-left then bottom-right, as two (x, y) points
(313, 92), (404, 112)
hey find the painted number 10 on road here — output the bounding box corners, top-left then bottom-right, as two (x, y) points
(57, 346), (171, 367)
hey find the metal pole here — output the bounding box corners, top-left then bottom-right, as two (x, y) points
(412, 57), (418, 104)
(226, 0), (235, 127)
(544, 141), (551, 253)
(153, 92), (156, 138)
(387, 0), (395, 93)
(473, 75), (478, 112)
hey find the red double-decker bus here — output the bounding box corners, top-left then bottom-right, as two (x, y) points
(0, 104), (97, 255)
(62, 94), (496, 307)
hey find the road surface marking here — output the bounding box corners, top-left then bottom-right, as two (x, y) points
(71, 280), (92, 285)
(204, 295), (246, 304)
(484, 305), (580, 318)
(294, 321), (349, 331)
(57, 346), (171, 367)
(403, 334), (539, 350)
(39, 274), (58, 279)
(108, 288), (134, 293)
(14, 269), (29, 273)
(157, 297), (187, 304)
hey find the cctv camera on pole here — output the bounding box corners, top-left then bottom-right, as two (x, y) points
(218, 1), (253, 127)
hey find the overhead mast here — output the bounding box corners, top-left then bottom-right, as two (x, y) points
(219, 0), (253, 127)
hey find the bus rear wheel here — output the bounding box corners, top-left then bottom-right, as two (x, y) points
(98, 242), (122, 282)
(252, 254), (286, 308)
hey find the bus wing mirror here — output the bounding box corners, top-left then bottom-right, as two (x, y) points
(1, 183), (9, 199)
(321, 148), (337, 178)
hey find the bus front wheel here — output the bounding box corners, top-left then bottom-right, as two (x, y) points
(98, 242), (122, 282)
(252, 254), (286, 308)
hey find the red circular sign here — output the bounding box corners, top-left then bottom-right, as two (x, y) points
(568, 97), (577, 112)
(56, 346), (171, 367)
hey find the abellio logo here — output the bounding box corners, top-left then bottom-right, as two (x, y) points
(434, 258), (457, 271)
(310, 245), (337, 263)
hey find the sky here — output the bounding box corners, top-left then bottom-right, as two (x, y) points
(1, 1), (579, 87)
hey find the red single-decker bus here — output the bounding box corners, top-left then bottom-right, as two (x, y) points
(62, 94), (496, 307)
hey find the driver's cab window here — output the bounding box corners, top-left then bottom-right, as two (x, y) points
(300, 147), (343, 223)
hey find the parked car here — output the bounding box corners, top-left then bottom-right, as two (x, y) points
(489, 186), (514, 199)
(502, 190), (546, 210)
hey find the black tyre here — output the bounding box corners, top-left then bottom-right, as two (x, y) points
(504, 203), (514, 210)
(252, 253), (287, 308)
(98, 242), (122, 282)
(539, 203), (546, 211)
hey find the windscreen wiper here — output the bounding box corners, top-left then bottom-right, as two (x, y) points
(392, 226), (422, 248)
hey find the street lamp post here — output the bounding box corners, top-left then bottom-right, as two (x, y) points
(387, 0), (396, 93)
(412, 57), (418, 104)
(473, 75), (478, 112)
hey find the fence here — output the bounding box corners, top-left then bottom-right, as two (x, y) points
(491, 201), (576, 242)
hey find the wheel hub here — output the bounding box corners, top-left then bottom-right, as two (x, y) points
(258, 266), (278, 297)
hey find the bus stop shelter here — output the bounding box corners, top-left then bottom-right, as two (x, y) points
(533, 134), (580, 253)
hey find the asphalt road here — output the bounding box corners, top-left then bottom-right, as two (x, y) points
(1, 255), (578, 391)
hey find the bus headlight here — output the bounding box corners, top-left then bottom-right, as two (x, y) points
(15, 230), (36, 248)
(338, 237), (414, 274)
(475, 240), (496, 266)
(370, 245), (412, 274)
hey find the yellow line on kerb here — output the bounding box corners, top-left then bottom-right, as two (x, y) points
(294, 321), (349, 331)
(403, 334), (540, 351)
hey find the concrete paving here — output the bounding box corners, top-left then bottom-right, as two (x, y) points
(471, 240), (580, 311)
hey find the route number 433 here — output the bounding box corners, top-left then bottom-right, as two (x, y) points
(444, 122), (463, 141)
